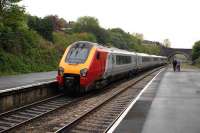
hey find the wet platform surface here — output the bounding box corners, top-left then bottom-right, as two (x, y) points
(113, 68), (200, 133)
(0, 71), (57, 90)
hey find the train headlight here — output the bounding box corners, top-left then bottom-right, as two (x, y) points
(58, 67), (64, 76)
(80, 68), (88, 77)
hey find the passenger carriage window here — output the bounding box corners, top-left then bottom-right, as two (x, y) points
(153, 58), (158, 61)
(142, 57), (150, 62)
(116, 55), (131, 65)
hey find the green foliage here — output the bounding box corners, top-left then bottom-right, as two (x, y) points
(53, 32), (97, 54)
(108, 28), (158, 54)
(27, 15), (54, 41)
(0, 38), (60, 76)
(2, 5), (26, 29)
(27, 15), (69, 41)
(0, 0), (26, 29)
(0, 31), (98, 76)
(136, 44), (160, 55)
(0, 1), (162, 76)
(73, 16), (109, 44)
(73, 16), (100, 32)
(0, 0), (31, 54)
(192, 41), (200, 61)
(108, 28), (135, 49)
(194, 57), (200, 68)
(0, 27), (40, 53)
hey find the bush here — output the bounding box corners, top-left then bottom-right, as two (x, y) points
(0, 27), (40, 54)
(192, 41), (200, 61)
(53, 32), (97, 53)
(73, 16), (109, 44)
(0, 13), (162, 76)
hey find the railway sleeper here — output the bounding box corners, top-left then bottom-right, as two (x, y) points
(41, 104), (59, 109)
(29, 108), (47, 113)
(18, 112), (37, 117)
(74, 122), (108, 130)
(46, 102), (65, 106)
(83, 119), (111, 125)
(0, 125), (10, 130)
(11, 114), (31, 119)
(34, 106), (53, 111)
(1, 117), (22, 123)
(0, 121), (14, 127)
(23, 110), (42, 115)
(70, 125), (105, 133)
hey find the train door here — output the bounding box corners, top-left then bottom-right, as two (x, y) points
(104, 53), (113, 78)
(132, 55), (137, 68)
(99, 51), (107, 76)
(96, 51), (102, 76)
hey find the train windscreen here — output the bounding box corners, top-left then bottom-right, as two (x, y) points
(66, 43), (92, 64)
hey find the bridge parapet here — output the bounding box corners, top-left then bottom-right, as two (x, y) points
(160, 47), (192, 60)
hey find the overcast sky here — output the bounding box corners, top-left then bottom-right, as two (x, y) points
(20, 0), (200, 48)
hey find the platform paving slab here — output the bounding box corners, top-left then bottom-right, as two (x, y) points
(0, 71), (57, 90)
(114, 68), (200, 133)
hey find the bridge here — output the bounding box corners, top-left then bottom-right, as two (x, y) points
(142, 40), (192, 61)
(160, 46), (192, 60)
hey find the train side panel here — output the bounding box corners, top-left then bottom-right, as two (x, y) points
(82, 49), (108, 89)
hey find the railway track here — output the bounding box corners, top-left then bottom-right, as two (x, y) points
(52, 67), (165, 133)
(0, 94), (84, 133)
(3, 66), (164, 133)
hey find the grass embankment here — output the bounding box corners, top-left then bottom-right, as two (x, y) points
(195, 63), (200, 68)
(0, 38), (59, 76)
(0, 32), (96, 76)
(194, 58), (200, 68)
(181, 63), (199, 69)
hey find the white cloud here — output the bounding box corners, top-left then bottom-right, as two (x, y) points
(20, 0), (200, 48)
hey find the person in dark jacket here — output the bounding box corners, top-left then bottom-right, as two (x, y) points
(172, 59), (177, 72)
(176, 60), (181, 72)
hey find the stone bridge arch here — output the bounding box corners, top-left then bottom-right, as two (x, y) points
(160, 47), (192, 61)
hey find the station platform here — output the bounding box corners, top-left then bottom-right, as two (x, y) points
(0, 71), (57, 91)
(110, 68), (200, 133)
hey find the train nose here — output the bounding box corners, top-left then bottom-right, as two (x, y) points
(63, 74), (80, 92)
(65, 77), (75, 87)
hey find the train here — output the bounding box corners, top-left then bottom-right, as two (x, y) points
(56, 41), (167, 94)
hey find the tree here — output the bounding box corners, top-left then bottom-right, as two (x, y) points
(192, 41), (200, 61)
(58, 18), (68, 30)
(0, 0), (25, 29)
(0, 0), (30, 53)
(163, 39), (171, 48)
(27, 15), (54, 41)
(44, 15), (67, 31)
(73, 16), (109, 44)
(132, 33), (143, 41)
(73, 16), (100, 32)
(108, 28), (140, 50)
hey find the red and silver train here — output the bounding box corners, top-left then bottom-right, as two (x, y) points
(57, 41), (167, 94)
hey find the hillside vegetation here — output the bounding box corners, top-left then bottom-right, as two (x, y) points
(0, 0), (161, 76)
(192, 41), (200, 68)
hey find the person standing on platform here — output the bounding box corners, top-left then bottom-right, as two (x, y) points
(172, 59), (177, 72)
(176, 60), (181, 72)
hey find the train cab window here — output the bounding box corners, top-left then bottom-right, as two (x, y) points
(96, 52), (100, 60)
(66, 43), (92, 64)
